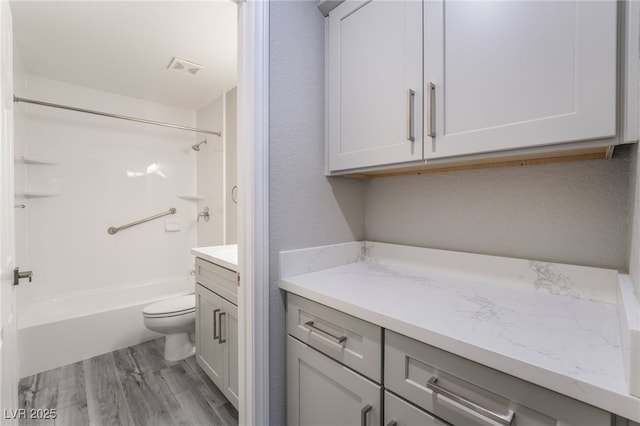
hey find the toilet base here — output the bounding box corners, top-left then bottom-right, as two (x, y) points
(164, 332), (195, 361)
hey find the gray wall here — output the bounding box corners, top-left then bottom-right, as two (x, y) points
(269, 2), (366, 424)
(366, 147), (632, 271)
(267, 2), (639, 423)
(628, 144), (640, 293)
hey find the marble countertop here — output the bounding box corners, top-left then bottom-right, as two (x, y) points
(191, 244), (238, 272)
(279, 241), (640, 422)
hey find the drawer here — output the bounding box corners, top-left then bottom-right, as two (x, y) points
(385, 331), (611, 426)
(287, 293), (382, 382)
(385, 391), (449, 426)
(195, 257), (237, 305)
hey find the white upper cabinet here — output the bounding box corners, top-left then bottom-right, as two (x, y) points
(326, 0), (622, 174)
(424, 0), (617, 159)
(328, 0), (423, 172)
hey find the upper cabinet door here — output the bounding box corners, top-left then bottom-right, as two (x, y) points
(424, 0), (617, 159)
(328, 0), (423, 172)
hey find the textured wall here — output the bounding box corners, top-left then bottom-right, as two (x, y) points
(269, 1), (366, 424)
(366, 147), (632, 271)
(628, 144), (640, 293)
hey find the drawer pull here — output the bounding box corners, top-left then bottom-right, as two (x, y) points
(426, 82), (435, 138)
(406, 88), (415, 141)
(219, 312), (227, 343)
(427, 377), (515, 426)
(304, 320), (347, 345)
(361, 404), (372, 426)
(386, 421), (397, 426)
(213, 308), (221, 341)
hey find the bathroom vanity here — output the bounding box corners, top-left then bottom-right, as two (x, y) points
(280, 242), (640, 426)
(191, 245), (239, 410)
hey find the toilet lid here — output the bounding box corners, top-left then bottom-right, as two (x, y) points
(143, 294), (195, 317)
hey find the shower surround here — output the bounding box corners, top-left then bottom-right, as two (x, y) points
(14, 74), (206, 376)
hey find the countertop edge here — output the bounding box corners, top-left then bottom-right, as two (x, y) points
(191, 246), (238, 272)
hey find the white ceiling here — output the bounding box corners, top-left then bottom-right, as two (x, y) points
(10, 1), (237, 111)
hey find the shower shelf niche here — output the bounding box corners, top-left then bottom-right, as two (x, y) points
(14, 156), (58, 165)
(15, 191), (59, 198)
(177, 195), (204, 201)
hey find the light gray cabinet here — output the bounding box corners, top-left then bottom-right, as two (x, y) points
(384, 390), (447, 426)
(195, 258), (238, 410)
(287, 336), (381, 426)
(286, 294), (383, 426)
(221, 300), (239, 408)
(327, 0), (423, 172)
(196, 284), (224, 384)
(326, 0), (625, 174)
(424, 0), (616, 159)
(287, 293), (382, 382)
(285, 292), (627, 426)
(385, 330), (611, 426)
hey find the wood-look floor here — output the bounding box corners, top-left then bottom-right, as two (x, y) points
(18, 338), (238, 426)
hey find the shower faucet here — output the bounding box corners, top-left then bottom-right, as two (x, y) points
(198, 207), (210, 222)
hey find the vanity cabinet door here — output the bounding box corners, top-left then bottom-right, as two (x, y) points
(196, 284), (225, 389)
(221, 299), (239, 409)
(287, 335), (381, 426)
(424, 0), (617, 159)
(327, 0), (423, 172)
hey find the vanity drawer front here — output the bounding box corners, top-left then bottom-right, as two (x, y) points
(385, 391), (449, 426)
(195, 257), (237, 305)
(287, 293), (382, 382)
(385, 331), (611, 426)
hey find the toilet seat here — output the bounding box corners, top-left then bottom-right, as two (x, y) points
(143, 294), (195, 318)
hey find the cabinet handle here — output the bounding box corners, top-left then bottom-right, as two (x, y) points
(426, 377), (514, 426)
(386, 421), (397, 426)
(426, 82), (435, 138)
(304, 320), (347, 345)
(361, 404), (372, 426)
(213, 308), (221, 341)
(406, 89), (415, 142)
(218, 312), (227, 343)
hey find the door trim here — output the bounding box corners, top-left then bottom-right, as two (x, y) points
(237, 1), (270, 425)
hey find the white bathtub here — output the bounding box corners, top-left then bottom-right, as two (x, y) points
(18, 278), (194, 378)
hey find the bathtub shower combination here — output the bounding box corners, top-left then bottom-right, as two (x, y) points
(18, 279), (195, 377)
(14, 81), (224, 378)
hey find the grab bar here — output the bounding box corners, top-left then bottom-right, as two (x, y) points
(108, 208), (176, 235)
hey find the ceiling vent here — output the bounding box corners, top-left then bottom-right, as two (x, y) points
(167, 57), (205, 76)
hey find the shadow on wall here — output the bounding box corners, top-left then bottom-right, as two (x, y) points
(328, 176), (367, 241)
(364, 145), (633, 271)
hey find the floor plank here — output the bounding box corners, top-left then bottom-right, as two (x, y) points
(212, 401), (239, 426)
(160, 363), (225, 426)
(54, 362), (88, 426)
(83, 353), (134, 426)
(18, 362), (87, 426)
(183, 357), (230, 408)
(17, 338), (236, 426)
(112, 346), (182, 426)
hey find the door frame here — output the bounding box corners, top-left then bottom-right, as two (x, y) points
(0, 0), (271, 422)
(237, 1), (269, 425)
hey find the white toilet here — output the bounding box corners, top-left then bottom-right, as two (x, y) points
(142, 294), (196, 361)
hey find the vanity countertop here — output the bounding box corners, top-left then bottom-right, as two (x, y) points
(191, 244), (238, 272)
(279, 241), (640, 422)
